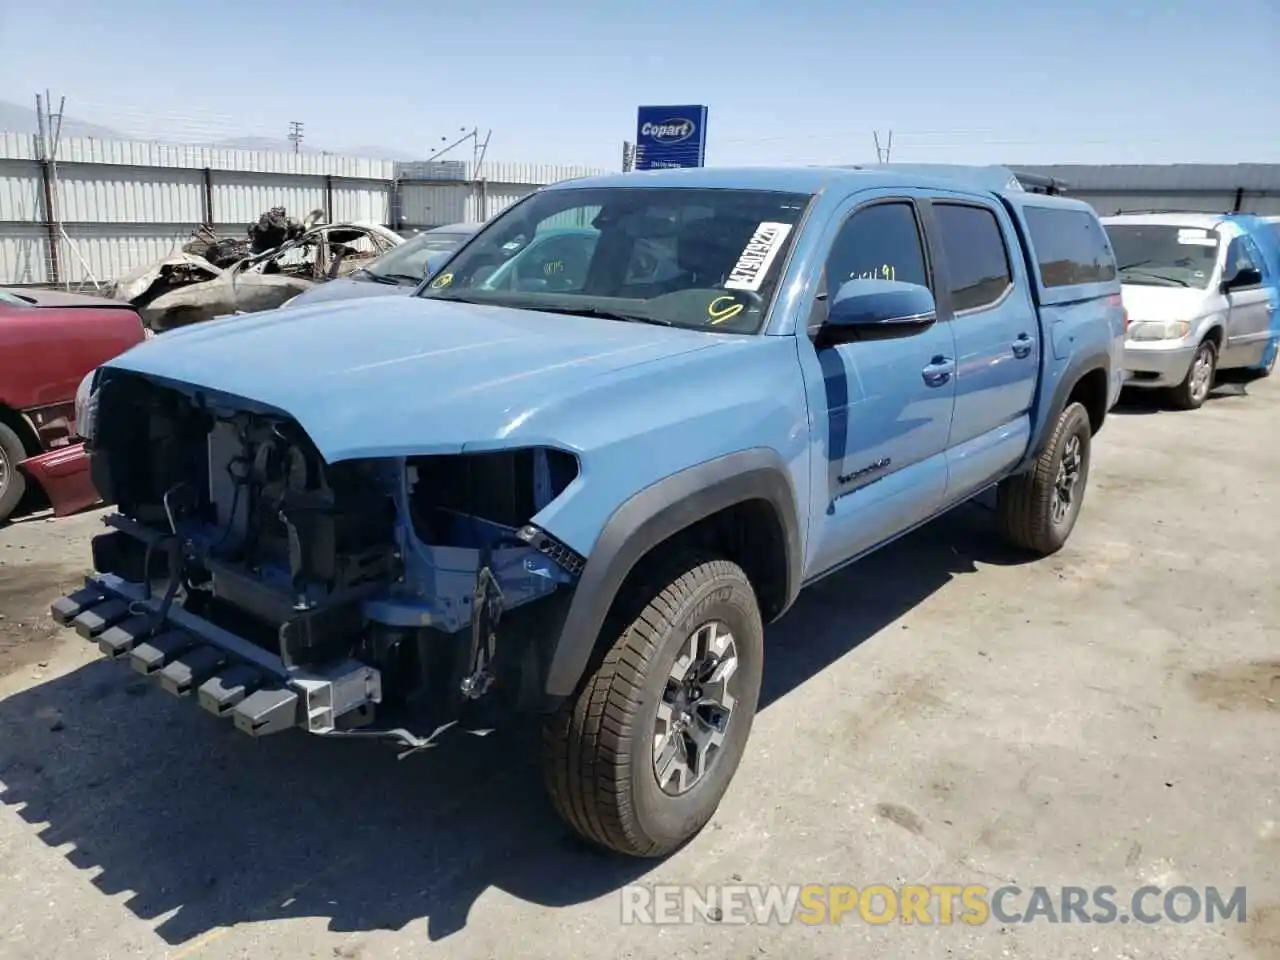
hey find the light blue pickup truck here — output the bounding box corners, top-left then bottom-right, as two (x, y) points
(53, 164), (1124, 857)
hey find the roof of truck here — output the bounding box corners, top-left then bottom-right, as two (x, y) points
(549, 164), (1030, 198)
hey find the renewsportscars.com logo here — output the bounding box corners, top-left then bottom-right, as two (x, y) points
(620, 883), (1249, 927)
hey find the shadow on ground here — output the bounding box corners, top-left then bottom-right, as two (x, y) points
(0, 501), (1030, 945)
(1110, 375), (1257, 416)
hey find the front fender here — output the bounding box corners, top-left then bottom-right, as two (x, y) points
(542, 448), (803, 699)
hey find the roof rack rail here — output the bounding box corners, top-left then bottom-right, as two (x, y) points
(1008, 170), (1069, 195)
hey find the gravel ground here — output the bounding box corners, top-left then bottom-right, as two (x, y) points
(0, 377), (1276, 960)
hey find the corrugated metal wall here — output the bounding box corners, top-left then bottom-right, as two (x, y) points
(1014, 164), (1280, 217)
(0, 133), (607, 287)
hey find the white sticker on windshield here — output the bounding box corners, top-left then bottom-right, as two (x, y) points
(724, 222), (794, 291)
(1177, 228), (1218, 247)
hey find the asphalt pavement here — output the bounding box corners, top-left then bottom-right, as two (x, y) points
(0, 376), (1276, 960)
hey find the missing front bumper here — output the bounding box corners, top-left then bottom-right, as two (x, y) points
(50, 573), (382, 740)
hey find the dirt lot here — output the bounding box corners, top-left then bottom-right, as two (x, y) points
(0, 378), (1277, 960)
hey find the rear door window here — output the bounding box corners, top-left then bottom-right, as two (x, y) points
(931, 203), (1013, 312)
(1022, 207), (1118, 288)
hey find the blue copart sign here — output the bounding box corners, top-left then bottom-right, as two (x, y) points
(635, 105), (708, 171)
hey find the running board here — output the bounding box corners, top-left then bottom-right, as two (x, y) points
(49, 576), (382, 740)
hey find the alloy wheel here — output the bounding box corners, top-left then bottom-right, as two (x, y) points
(652, 620), (741, 796)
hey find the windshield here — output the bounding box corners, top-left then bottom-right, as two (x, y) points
(1104, 223), (1221, 289)
(363, 229), (476, 284)
(415, 186), (813, 333)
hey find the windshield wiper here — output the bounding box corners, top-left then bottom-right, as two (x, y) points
(379, 272), (425, 285)
(525, 305), (674, 326)
(1119, 268), (1191, 287)
(1117, 259), (1154, 271)
(355, 268), (400, 285)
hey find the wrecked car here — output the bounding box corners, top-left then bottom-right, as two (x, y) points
(0, 287), (148, 522)
(110, 214), (402, 331)
(49, 165), (1122, 858)
(281, 222), (481, 309)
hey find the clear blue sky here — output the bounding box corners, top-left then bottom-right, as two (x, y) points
(2, 0), (1277, 168)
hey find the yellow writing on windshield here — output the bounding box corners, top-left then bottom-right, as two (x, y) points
(708, 295), (745, 325)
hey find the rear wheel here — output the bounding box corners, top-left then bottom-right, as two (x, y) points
(542, 551), (763, 857)
(1168, 339), (1217, 409)
(996, 401), (1092, 555)
(0, 421), (29, 523)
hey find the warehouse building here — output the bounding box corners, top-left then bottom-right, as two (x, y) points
(1013, 164), (1280, 217)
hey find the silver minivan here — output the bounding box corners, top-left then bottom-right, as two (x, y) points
(1102, 212), (1277, 408)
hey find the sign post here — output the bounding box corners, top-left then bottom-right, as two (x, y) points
(634, 105), (709, 171)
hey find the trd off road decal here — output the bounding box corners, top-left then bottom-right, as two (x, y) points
(724, 222), (793, 292)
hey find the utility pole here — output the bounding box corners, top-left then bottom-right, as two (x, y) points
(471, 128), (492, 180)
(622, 141), (635, 172)
(288, 120), (304, 153)
(873, 130), (893, 163)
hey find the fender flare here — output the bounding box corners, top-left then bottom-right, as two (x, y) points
(542, 448), (804, 699)
(1014, 350), (1110, 474)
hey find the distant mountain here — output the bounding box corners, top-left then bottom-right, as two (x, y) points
(0, 100), (417, 160)
(0, 99), (127, 140)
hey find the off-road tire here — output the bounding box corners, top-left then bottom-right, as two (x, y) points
(996, 401), (1092, 555)
(0, 421), (29, 523)
(1168, 339), (1217, 410)
(542, 550), (764, 858)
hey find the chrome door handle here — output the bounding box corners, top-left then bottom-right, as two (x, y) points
(921, 356), (955, 387)
(1012, 333), (1034, 359)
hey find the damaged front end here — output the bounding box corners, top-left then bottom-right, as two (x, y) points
(51, 370), (584, 754)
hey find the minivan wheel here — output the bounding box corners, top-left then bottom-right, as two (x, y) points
(996, 401), (1092, 556)
(1169, 340), (1217, 409)
(542, 551), (763, 858)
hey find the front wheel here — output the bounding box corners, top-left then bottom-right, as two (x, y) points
(996, 401), (1092, 555)
(1168, 339), (1217, 409)
(542, 551), (763, 857)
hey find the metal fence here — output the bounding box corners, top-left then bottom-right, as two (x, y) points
(0, 132), (608, 288)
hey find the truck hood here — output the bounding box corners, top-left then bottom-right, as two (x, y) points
(282, 276), (414, 309)
(103, 295), (727, 461)
(1119, 283), (1213, 322)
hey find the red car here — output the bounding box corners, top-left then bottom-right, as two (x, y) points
(0, 287), (148, 522)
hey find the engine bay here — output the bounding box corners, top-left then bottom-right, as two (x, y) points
(83, 370), (584, 729)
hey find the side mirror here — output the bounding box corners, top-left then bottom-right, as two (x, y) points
(1221, 266), (1262, 292)
(817, 279), (937, 347)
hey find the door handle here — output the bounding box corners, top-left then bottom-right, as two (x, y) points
(1011, 333), (1034, 359)
(921, 355), (955, 387)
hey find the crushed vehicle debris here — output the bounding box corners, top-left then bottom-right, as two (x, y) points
(109, 209), (402, 331)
